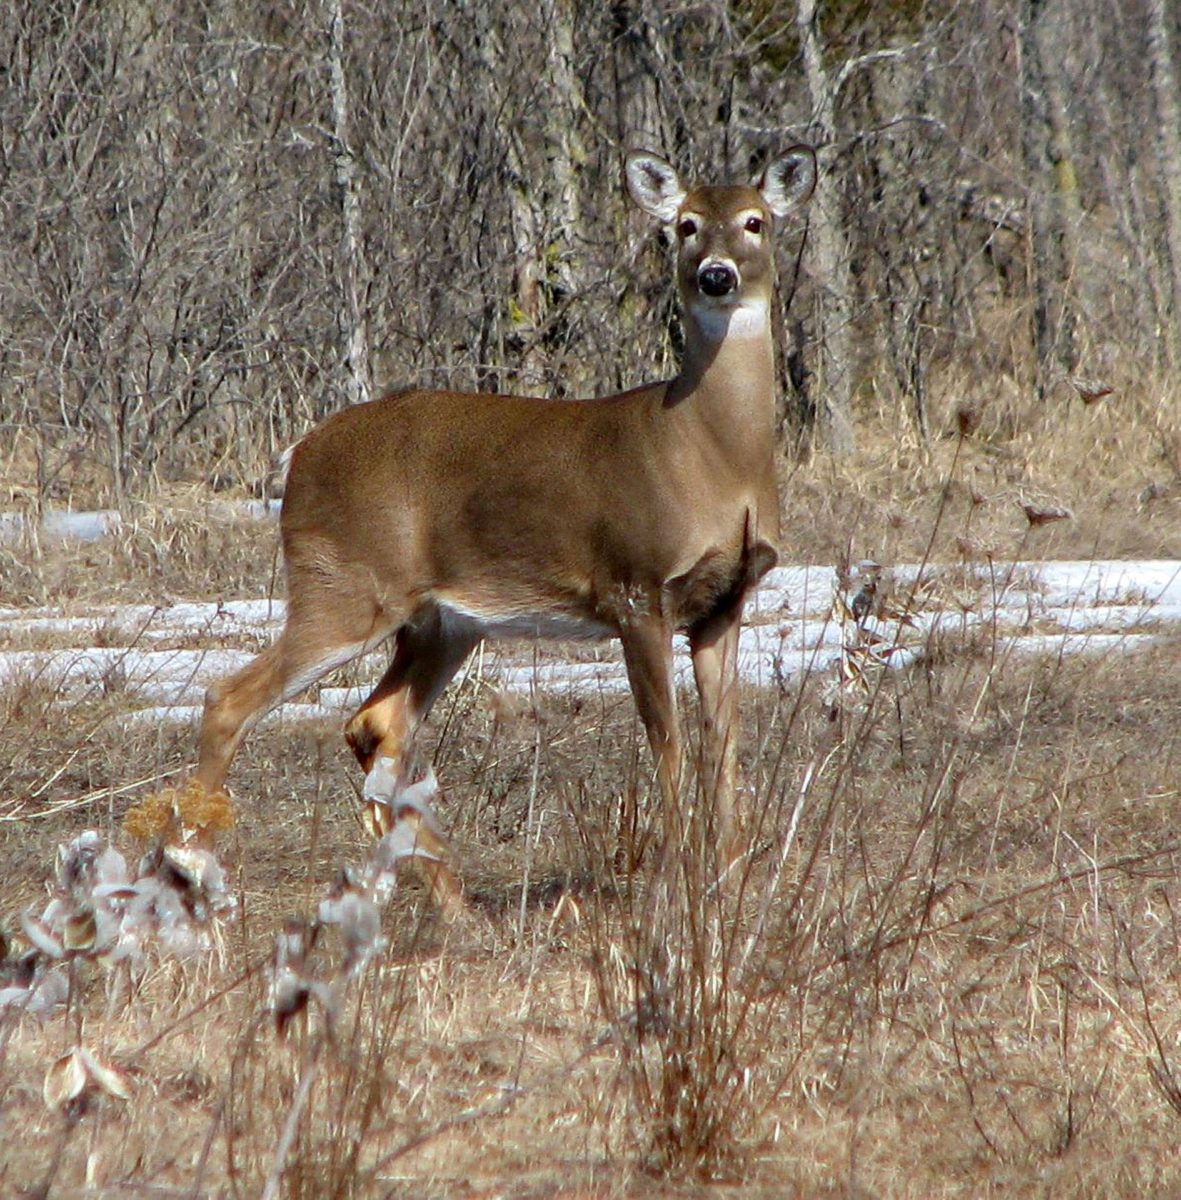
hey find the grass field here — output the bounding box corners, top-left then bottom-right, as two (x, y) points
(2, 400), (1180, 1198)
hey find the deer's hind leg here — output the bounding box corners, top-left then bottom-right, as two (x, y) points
(194, 575), (397, 795)
(344, 605), (481, 776)
(343, 605), (481, 914)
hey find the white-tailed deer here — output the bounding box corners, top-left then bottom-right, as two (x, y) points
(192, 145), (817, 909)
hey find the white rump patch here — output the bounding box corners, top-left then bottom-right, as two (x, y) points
(277, 443), (297, 483)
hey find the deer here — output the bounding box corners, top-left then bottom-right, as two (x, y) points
(189, 144), (817, 912)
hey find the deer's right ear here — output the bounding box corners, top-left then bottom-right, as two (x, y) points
(625, 151), (686, 223)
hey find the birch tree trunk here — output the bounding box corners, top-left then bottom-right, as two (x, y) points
(1018, 0), (1080, 398)
(1146, 0), (1181, 367)
(325, 0), (372, 407)
(543, 0), (591, 393)
(796, 0), (856, 455)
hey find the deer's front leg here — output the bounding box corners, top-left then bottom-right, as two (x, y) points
(688, 612), (743, 872)
(618, 612), (683, 858)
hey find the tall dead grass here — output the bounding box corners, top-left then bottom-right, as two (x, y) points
(2, 620), (1180, 1194)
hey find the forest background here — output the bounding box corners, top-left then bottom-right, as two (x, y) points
(1, 0), (1179, 537)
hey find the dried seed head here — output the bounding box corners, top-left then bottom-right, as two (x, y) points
(1069, 376), (1113, 405)
(1021, 503), (1073, 527)
(62, 907), (97, 954)
(44, 1047), (131, 1112)
(955, 403), (982, 437)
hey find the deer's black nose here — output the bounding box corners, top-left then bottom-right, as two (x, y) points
(698, 262), (737, 296)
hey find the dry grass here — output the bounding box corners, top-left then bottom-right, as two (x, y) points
(0, 491), (279, 609)
(2, 383), (1180, 1197)
(2, 616), (1180, 1196)
(784, 376), (1181, 566)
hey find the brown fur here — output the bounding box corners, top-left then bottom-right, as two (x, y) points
(193, 147), (817, 907)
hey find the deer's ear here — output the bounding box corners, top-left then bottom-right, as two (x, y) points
(759, 145), (817, 219)
(626, 151), (686, 223)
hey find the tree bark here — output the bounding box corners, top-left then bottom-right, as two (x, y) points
(542, 0), (591, 394)
(611, 0), (669, 154)
(468, 4), (549, 390)
(1018, 0), (1081, 398)
(1147, 0), (1181, 367)
(796, 0), (856, 455)
(325, 0), (372, 408)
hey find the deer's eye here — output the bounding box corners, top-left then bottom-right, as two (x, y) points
(744, 215), (765, 235)
(676, 218), (698, 239)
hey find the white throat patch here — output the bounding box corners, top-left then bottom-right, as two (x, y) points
(688, 297), (769, 342)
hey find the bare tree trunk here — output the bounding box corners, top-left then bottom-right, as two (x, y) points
(469, 5), (548, 390)
(796, 0), (856, 455)
(611, 0), (669, 153)
(543, 0), (591, 394)
(866, 48), (937, 442)
(1018, 0), (1080, 398)
(545, 0), (586, 264)
(1147, 0), (1181, 367)
(1076, 4), (1166, 374)
(325, 0), (372, 407)
(608, 1), (677, 392)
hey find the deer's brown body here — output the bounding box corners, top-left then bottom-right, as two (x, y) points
(192, 147), (817, 907)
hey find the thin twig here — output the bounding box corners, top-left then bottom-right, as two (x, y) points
(261, 1042), (323, 1200)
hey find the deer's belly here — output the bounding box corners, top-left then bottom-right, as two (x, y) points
(434, 599), (613, 643)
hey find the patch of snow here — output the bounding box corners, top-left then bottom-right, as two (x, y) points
(0, 646), (255, 699)
(0, 560), (1177, 725)
(0, 510), (123, 544)
(1000, 631), (1162, 657)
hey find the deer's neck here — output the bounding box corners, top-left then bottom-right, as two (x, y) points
(668, 298), (776, 423)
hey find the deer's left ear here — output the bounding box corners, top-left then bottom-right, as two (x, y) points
(759, 145), (817, 219)
(626, 151), (687, 223)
